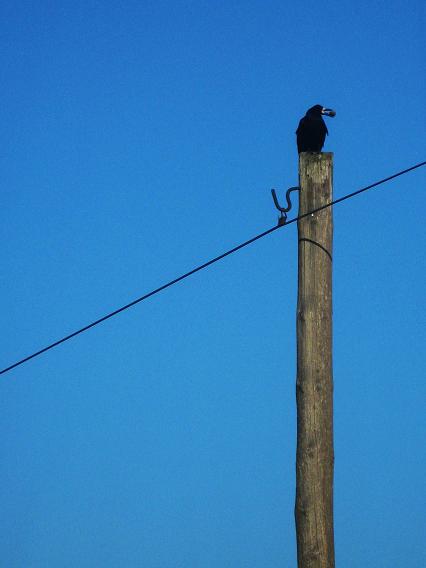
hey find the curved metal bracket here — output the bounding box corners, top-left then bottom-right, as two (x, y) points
(271, 186), (300, 226)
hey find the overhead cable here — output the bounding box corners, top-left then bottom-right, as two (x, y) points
(1, 160), (425, 376)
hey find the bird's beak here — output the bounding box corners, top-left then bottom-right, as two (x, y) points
(322, 108), (336, 117)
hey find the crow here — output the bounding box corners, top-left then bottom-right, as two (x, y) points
(296, 104), (336, 153)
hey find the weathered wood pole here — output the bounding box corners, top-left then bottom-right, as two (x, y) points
(295, 152), (334, 568)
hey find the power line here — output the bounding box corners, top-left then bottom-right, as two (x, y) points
(1, 224), (280, 376)
(1, 160), (425, 376)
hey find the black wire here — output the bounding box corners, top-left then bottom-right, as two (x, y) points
(0, 224), (280, 376)
(1, 160), (425, 376)
(280, 160), (426, 229)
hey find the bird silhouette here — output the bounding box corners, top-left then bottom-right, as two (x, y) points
(296, 104), (336, 153)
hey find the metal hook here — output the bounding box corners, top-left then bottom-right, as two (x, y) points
(271, 186), (300, 226)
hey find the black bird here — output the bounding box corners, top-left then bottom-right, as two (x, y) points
(296, 104), (336, 153)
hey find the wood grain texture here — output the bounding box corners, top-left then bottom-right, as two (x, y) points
(295, 153), (334, 568)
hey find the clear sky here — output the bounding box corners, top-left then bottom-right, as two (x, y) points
(1, 1), (425, 566)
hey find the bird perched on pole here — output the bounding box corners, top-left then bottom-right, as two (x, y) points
(296, 104), (336, 153)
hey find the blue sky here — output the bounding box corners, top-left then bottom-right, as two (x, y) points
(1, 1), (425, 566)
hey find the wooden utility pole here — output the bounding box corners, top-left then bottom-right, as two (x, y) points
(295, 153), (334, 568)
